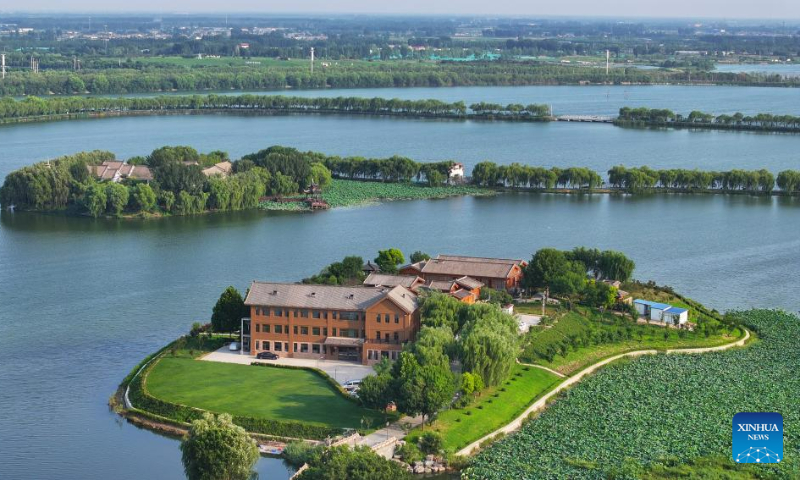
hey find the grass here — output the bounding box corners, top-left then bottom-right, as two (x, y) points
(407, 364), (561, 451)
(146, 356), (388, 429)
(521, 309), (743, 376)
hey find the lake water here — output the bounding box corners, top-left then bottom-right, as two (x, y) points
(2, 114), (800, 181)
(91, 83), (800, 117)
(1, 84), (800, 480)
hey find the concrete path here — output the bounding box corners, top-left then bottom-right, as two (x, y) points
(201, 347), (374, 384)
(456, 328), (751, 456)
(517, 361), (567, 378)
(358, 415), (424, 450)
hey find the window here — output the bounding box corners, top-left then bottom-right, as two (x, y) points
(274, 342), (282, 352)
(255, 324), (260, 333)
(323, 327), (328, 336)
(293, 343), (298, 352)
(312, 310), (321, 319)
(293, 326), (298, 335)
(300, 326), (309, 335)
(332, 311), (337, 320)
(275, 325), (283, 334)
(263, 324), (270, 333)
(274, 308), (283, 317)
(381, 351), (390, 358)
(323, 311), (328, 320)
(385, 333), (390, 341)
(391, 351), (398, 360)
(332, 328), (337, 336)
(300, 343), (309, 353)
(393, 332), (399, 341)
(340, 311), (359, 321)
(255, 341), (260, 349)
(367, 350), (375, 360)
(312, 344), (320, 354)
(300, 309), (309, 318)
(264, 341), (271, 350)
(376, 314), (381, 323)
(395, 314), (399, 324)
(284, 342), (289, 351)
(294, 310), (298, 317)
(376, 331), (381, 340)
(312, 327), (320, 336)
(384, 314), (390, 323)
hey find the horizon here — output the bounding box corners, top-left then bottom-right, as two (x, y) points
(1, 1), (799, 21)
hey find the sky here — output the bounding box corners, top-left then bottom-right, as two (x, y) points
(2, 0), (798, 20)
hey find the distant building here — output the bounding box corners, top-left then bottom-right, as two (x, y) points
(634, 299), (689, 325)
(363, 272), (481, 303)
(87, 161), (152, 183)
(243, 282), (420, 365)
(400, 254), (526, 292)
(362, 261), (381, 275)
(202, 161), (233, 177)
(449, 162), (465, 179)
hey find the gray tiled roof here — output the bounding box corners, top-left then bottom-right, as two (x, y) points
(420, 254), (524, 279)
(455, 276), (484, 290)
(363, 273), (422, 289)
(245, 282), (418, 313)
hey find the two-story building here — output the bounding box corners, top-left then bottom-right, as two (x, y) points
(243, 281), (420, 365)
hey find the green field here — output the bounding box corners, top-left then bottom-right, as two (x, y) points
(521, 309), (743, 376)
(464, 310), (798, 479)
(408, 364), (561, 451)
(146, 357), (387, 429)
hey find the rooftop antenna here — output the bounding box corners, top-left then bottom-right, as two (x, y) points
(310, 47), (314, 74)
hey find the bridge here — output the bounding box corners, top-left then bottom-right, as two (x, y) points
(555, 115), (615, 123)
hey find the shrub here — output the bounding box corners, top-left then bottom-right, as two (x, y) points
(395, 441), (423, 464)
(418, 431), (443, 455)
(283, 442), (323, 467)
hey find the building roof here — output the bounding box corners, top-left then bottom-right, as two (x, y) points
(665, 306), (688, 315)
(419, 254), (524, 280)
(202, 160), (233, 177)
(425, 280), (457, 292)
(363, 273), (422, 289)
(634, 299), (673, 310)
(88, 161), (153, 182)
(245, 282), (418, 314)
(362, 261), (381, 273)
(455, 276), (484, 290)
(451, 289), (474, 300)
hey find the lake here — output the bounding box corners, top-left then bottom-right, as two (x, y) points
(1, 84), (800, 480)
(2, 114), (800, 182)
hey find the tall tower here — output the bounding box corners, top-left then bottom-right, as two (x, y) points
(606, 50), (610, 75)
(1, 54), (5, 80)
(310, 47), (315, 74)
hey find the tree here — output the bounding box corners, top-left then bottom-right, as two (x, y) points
(478, 287), (513, 305)
(180, 413), (258, 480)
(596, 250), (636, 282)
(298, 446), (411, 480)
(419, 292), (467, 334)
(418, 431), (443, 455)
(458, 304), (518, 387)
(409, 251), (430, 263)
(392, 351), (454, 423)
(583, 280), (617, 309)
(309, 162), (332, 188)
(132, 183), (157, 213)
(104, 183), (130, 216)
(83, 183), (107, 218)
(357, 373), (394, 410)
(374, 248), (405, 274)
(211, 286), (246, 334)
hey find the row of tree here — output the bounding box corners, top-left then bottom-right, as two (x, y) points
(618, 106), (800, 131)
(472, 162), (603, 189)
(323, 156), (457, 185)
(0, 93), (552, 123)
(607, 165), (800, 193)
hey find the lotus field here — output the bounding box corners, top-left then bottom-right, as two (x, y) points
(321, 179), (489, 208)
(464, 310), (799, 479)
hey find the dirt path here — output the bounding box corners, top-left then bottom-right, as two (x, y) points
(456, 328), (751, 456)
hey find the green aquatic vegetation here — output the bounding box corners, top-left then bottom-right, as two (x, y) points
(465, 310), (799, 479)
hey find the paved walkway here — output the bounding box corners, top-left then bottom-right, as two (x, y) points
(201, 347), (374, 384)
(457, 328), (751, 456)
(358, 415), (424, 449)
(517, 361), (567, 378)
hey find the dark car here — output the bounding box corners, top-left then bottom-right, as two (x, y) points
(256, 351), (278, 360)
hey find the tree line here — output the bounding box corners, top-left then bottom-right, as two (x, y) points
(0, 93), (553, 124)
(2, 60), (797, 97)
(617, 106), (800, 132)
(607, 165), (800, 193)
(472, 162), (603, 190)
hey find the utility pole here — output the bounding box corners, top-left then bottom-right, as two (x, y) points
(310, 47), (314, 74)
(606, 50), (610, 75)
(1, 54), (5, 80)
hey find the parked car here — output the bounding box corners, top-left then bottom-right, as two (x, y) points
(228, 342), (240, 351)
(256, 351), (278, 360)
(342, 379), (361, 391)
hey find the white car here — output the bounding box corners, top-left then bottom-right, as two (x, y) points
(228, 342), (240, 351)
(342, 379), (361, 391)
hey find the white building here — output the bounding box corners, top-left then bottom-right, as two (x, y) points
(448, 162), (465, 179)
(634, 299), (689, 325)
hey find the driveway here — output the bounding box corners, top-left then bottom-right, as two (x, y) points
(201, 347), (374, 384)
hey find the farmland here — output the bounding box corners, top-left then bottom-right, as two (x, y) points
(464, 310), (799, 479)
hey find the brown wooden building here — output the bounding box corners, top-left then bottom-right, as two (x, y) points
(243, 281), (420, 365)
(400, 254), (526, 292)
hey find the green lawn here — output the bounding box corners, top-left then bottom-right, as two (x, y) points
(409, 364), (561, 451)
(146, 357), (387, 429)
(520, 310), (743, 376)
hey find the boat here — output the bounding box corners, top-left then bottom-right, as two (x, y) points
(258, 441), (286, 455)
